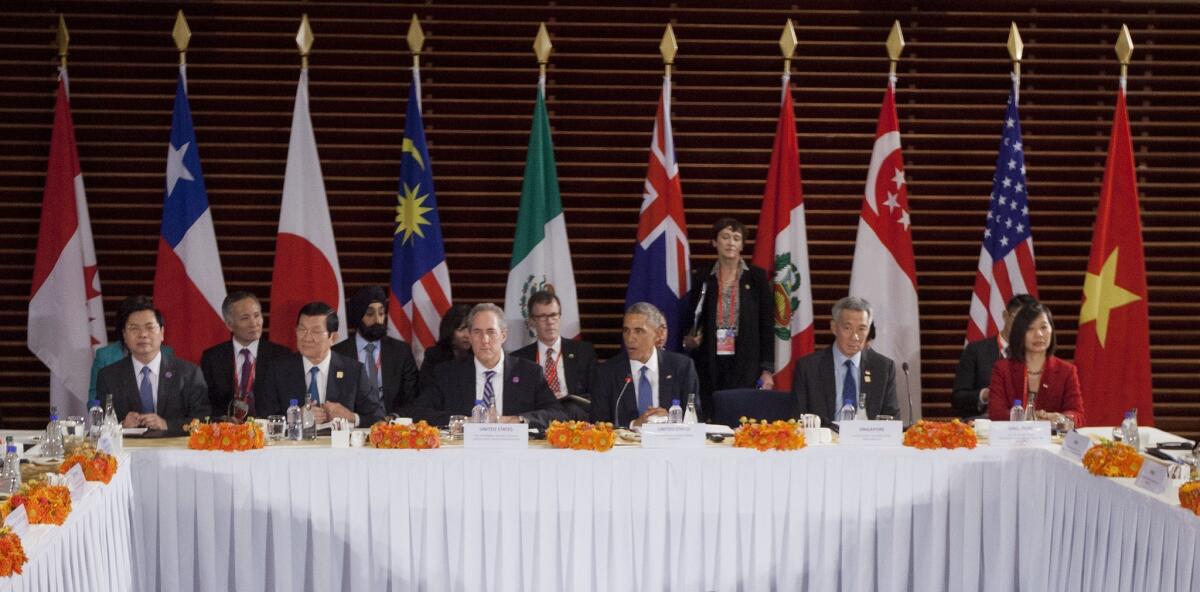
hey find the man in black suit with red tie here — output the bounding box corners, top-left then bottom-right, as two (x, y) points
(511, 290), (596, 421)
(260, 302), (385, 427)
(200, 292), (289, 421)
(412, 303), (565, 429)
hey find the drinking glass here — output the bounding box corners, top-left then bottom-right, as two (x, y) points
(267, 415), (286, 441)
(66, 416), (87, 437)
(448, 415), (467, 441)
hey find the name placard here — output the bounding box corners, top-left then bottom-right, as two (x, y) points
(1134, 460), (1170, 495)
(836, 420), (903, 446)
(3, 504), (28, 538)
(65, 464), (88, 500)
(96, 434), (116, 455)
(1060, 431), (1093, 461)
(640, 423), (706, 448)
(464, 423), (529, 449)
(988, 421), (1052, 447)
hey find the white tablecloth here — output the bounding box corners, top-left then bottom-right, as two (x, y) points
(124, 444), (1200, 592)
(0, 454), (134, 592)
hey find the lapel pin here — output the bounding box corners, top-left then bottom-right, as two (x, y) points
(513, 376), (520, 383)
(666, 374), (673, 380)
(568, 353), (575, 359)
(336, 371), (344, 379)
(165, 371), (173, 380)
(864, 370), (872, 384)
(744, 284), (750, 290)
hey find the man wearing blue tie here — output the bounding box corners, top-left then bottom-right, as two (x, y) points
(791, 296), (900, 426)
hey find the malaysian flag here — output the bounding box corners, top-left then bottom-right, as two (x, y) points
(389, 65), (452, 361)
(965, 77), (1038, 342)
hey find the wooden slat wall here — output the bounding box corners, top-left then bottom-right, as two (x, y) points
(0, 1), (1196, 437)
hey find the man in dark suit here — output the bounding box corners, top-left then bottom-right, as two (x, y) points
(200, 291), (290, 421)
(332, 286), (419, 416)
(261, 301), (385, 427)
(591, 302), (701, 428)
(95, 301), (210, 435)
(412, 303), (565, 429)
(511, 290), (597, 421)
(951, 294), (1038, 418)
(792, 296), (899, 425)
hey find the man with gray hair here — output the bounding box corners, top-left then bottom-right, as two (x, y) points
(411, 303), (565, 429)
(200, 291), (290, 420)
(590, 302), (701, 428)
(792, 296), (899, 426)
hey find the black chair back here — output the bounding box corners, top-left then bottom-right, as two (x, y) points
(711, 388), (794, 428)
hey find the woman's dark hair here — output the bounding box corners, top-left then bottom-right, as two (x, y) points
(113, 295), (157, 352)
(437, 303), (473, 347)
(1007, 302), (1056, 360)
(711, 217), (748, 242)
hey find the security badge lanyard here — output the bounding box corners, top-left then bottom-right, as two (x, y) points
(715, 267), (740, 356)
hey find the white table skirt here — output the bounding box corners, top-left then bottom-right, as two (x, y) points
(0, 454), (134, 592)
(124, 445), (1200, 592)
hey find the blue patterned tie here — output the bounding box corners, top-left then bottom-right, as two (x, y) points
(138, 366), (155, 413)
(842, 359), (857, 409)
(482, 370), (496, 412)
(637, 366), (653, 414)
(308, 366), (321, 404)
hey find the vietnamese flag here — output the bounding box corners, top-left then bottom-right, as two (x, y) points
(1075, 87), (1153, 427)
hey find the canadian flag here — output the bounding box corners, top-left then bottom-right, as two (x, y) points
(849, 76), (922, 423)
(269, 69), (346, 349)
(29, 72), (107, 417)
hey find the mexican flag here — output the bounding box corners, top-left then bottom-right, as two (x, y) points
(504, 77), (580, 348)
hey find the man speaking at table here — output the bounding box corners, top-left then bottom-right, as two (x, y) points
(261, 301), (384, 427)
(590, 302), (700, 428)
(792, 296), (900, 425)
(96, 299), (211, 435)
(411, 303), (565, 429)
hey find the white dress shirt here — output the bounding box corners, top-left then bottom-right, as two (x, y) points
(628, 349), (660, 409)
(232, 338), (260, 385)
(475, 352), (505, 415)
(832, 348), (863, 405)
(132, 352), (163, 411)
(537, 338), (567, 398)
(301, 352), (332, 404)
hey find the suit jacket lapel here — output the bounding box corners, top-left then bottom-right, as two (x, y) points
(657, 351), (675, 408)
(326, 355), (344, 405)
(819, 348), (836, 417)
(157, 354), (175, 416)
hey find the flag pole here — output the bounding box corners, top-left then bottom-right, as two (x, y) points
(780, 19), (797, 77)
(407, 14), (424, 70)
(173, 10), (190, 66)
(1115, 24), (1134, 91)
(660, 24), (677, 78)
(297, 14), (313, 70)
(534, 23), (552, 81)
(56, 14), (69, 70)
(886, 20), (904, 78)
(1007, 22), (1023, 84)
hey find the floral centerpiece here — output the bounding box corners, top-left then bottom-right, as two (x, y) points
(369, 421), (440, 449)
(733, 418), (805, 451)
(1081, 440), (1144, 477)
(2, 481), (71, 526)
(546, 421), (616, 452)
(0, 527), (27, 577)
(58, 446), (118, 484)
(186, 420), (265, 452)
(903, 419), (978, 450)
(1179, 474), (1200, 516)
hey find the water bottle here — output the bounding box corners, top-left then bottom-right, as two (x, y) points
(0, 443), (19, 494)
(838, 403), (857, 422)
(1009, 399), (1025, 422)
(484, 402), (498, 424)
(103, 393), (119, 431)
(1121, 410), (1140, 452)
(470, 399), (487, 423)
(43, 407), (64, 457)
(668, 399), (683, 423)
(1024, 398), (1037, 422)
(301, 399), (317, 440)
(683, 393), (699, 424)
(285, 399), (302, 440)
(88, 399), (104, 438)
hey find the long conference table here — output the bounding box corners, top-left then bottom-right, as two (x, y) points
(2, 435), (1198, 592)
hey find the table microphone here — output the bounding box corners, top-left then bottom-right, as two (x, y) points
(901, 362), (913, 427)
(614, 376), (633, 427)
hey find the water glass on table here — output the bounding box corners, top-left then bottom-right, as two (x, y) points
(448, 415), (467, 441)
(266, 415), (286, 441)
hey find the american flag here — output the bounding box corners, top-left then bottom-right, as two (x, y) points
(966, 77), (1038, 342)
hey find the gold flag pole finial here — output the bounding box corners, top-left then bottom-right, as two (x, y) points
(407, 14), (425, 70)
(534, 23), (553, 79)
(296, 14), (314, 69)
(1007, 22), (1023, 81)
(1115, 24), (1134, 84)
(780, 19), (798, 75)
(886, 20), (905, 77)
(660, 24), (677, 77)
(173, 10), (192, 67)
(56, 14), (69, 69)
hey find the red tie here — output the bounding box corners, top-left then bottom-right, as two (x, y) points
(544, 348), (561, 396)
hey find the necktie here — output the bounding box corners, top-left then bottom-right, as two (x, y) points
(238, 348), (255, 414)
(308, 366), (321, 404)
(637, 366), (653, 414)
(482, 370), (496, 412)
(544, 348), (561, 396)
(138, 366), (155, 413)
(364, 342), (380, 392)
(842, 359), (858, 409)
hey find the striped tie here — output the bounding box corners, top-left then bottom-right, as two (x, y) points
(482, 370), (496, 412)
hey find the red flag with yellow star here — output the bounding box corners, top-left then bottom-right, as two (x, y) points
(1075, 87), (1152, 427)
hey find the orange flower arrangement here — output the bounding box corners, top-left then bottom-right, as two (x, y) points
(1081, 440), (1144, 477)
(903, 420), (978, 450)
(1178, 479), (1200, 516)
(0, 527), (27, 578)
(5, 481), (71, 526)
(186, 420), (265, 452)
(369, 421), (440, 449)
(58, 447), (118, 484)
(733, 419), (805, 451)
(546, 421), (617, 452)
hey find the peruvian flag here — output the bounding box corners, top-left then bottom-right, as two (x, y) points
(1075, 84), (1153, 426)
(751, 73), (814, 391)
(29, 71), (107, 417)
(153, 67), (227, 363)
(848, 75), (922, 423)
(270, 69), (346, 349)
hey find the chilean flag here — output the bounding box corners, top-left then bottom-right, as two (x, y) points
(270, 68), (346, 349)
(153, 68), (228, 363)
(625, 75), (690, 349)
(29, 71), (107, 417)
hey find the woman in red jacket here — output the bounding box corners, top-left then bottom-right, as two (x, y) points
(987, 303), (1085, 426)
